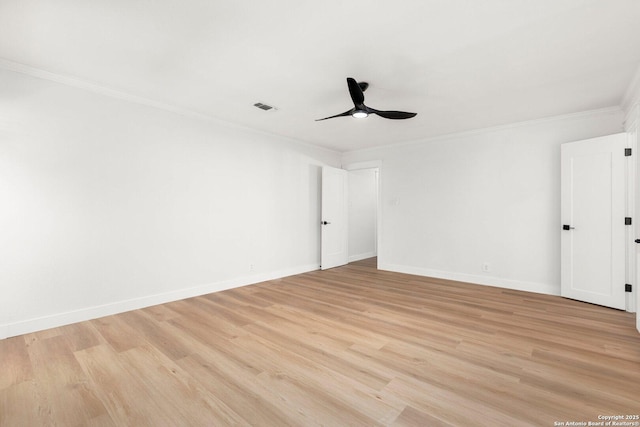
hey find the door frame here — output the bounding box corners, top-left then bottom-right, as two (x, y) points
(344, 160), (382, 269)
(624, 105), (639, 327)
(625, 130), (637, 314)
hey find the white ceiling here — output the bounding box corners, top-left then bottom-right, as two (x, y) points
(1, 0), (640, 152)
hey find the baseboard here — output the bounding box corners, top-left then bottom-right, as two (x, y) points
(378, 263), (559, 296)
(0, 263), (319, 340)
(348, 252), (377, 263)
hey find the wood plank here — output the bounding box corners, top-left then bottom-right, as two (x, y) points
(74, 344), (182, 425)
(1, 380), (47, 426)
(392, 405), (454, 427)
(25, 334), (108, 425)
(1, 257), (639, 425)
(0, 336), (33, 389)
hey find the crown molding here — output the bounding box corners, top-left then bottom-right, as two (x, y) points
(624, 103), (639, 131)
(0, 57), (190, 115)
(622, 62), (640, 115)
(344, 106), (623, 155)
(0, 58), (341, 157)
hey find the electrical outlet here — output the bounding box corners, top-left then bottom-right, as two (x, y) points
(482, 262), (491, 272)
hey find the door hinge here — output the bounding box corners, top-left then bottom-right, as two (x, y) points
(625, 284), (632, 292)
(625, 217), (632, 225)
(625, 148), (632, 156)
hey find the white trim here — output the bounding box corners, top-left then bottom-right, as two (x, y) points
(0, 58), (340, 158)
(1, 58), (624, 158)
(622, 63), (640, 114)
(343, 160), (383, 171)
(379, 263), (559, 296)
(625, 103), (640, 132)
(0, 263), (319, 340)
(343, 106), (623, 155)
(0, 58), (187, 116)
(348, 252), (377, 263)
(626, 130), (637, 313)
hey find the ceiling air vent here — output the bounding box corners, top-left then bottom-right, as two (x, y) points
(254, 102), (276, 111)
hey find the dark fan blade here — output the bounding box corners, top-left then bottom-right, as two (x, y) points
(347, 77), (365, 106)
(370, 109), (417, 120)
(315, 109), (354, 121)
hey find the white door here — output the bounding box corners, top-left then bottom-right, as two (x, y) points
(321, 166), (348, 270)
(561, 133), (627, 310)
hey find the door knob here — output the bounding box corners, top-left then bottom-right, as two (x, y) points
(321, 221), (331, 225)
(562, 225), (575, 230)
(635, 239), (640, 244)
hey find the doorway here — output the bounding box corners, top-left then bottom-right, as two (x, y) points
(347, 168), (378, 263)
(319, 162), (381, 270)
(345, 161), (381, 268)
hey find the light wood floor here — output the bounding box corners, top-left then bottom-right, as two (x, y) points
(2, 258), (640, 426)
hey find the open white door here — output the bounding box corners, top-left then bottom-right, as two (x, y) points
(561, 133), (627, 310)
(321, 166), (348, 270)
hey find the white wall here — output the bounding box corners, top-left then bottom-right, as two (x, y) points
(0, 68), (340, 339)
(0, 66), (631, 340)
(348, 168), (377, 262)
(342, 108), (625, 295)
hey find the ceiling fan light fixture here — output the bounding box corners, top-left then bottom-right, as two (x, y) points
(315, 77), (416, 122)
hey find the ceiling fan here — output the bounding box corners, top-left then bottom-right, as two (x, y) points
(316, 77), (417, 121)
